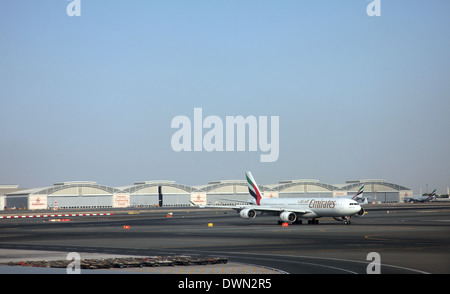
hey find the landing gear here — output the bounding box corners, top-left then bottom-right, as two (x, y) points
(278, 218), (319, 225)
(308, 219), (319, 225)
(343, 216), (352, 225)
(294, 219), (302, 225)
(277, 219), (303, 225)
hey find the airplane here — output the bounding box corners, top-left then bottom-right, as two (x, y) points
(338, 184), (370, 204)
(403, 189), (436, 203)
(193, 171), (365, 225)
(352, 184), (365, 201)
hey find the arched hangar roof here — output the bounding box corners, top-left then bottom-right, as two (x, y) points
(276, 180), (337, 193)
(123, 181), (194, 194)
(198, 180), (273, 193)
(11, 182), (121, 196)
(339, 180), (410, 192)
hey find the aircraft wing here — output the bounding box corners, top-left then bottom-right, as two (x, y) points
(214, 198), (255, 205)
(249, 205), (311, 215)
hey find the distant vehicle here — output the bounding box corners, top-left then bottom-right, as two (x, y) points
(193, 171), (365, 225)
(403, 189), (436, 203)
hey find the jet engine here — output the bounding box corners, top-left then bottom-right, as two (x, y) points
(356, 207), (365, 216)
(279, 211), (297, 223)
(239, 208), (256, 219)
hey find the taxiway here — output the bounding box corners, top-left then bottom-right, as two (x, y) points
(0, 204), (449, 274)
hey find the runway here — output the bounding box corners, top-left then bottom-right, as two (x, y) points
(0, 204), (449, 274)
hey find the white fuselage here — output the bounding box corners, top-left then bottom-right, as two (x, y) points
(257, 197), (362, 218)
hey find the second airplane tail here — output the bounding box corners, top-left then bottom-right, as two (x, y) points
(427, 189), (437, 201)
(352, 184), (365, 200)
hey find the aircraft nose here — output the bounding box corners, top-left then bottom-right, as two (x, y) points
(351, 204), (361, 214)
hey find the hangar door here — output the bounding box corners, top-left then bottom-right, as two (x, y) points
(365, 192), (399, 203)
(48, 195), (112, 209)
(161, 185), (191, 207)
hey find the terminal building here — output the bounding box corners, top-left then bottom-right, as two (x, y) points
(2, 178), (412, 210)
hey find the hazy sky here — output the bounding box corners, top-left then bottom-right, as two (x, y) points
(1, 1), (449, 194)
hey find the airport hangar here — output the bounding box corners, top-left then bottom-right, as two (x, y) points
(2, 178), (412, 210)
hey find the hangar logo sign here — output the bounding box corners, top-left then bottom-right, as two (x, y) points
(29, 195), (47, 210)
(113, 193), (130, 208)
(190, 193), (207, 206)
(263, 192), (278, 199)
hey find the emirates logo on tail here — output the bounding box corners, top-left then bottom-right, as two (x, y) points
(246, 171), (262, 205)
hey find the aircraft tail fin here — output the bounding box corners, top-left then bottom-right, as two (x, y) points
(427, 189), (437, 200)
(352, 184), (365, 200)
(246, 171), (263, 205)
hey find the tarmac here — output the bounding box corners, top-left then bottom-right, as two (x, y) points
(0, 249), (281, 274)
(0, 203), (449, 274)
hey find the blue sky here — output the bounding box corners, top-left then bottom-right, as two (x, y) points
(1, 1), (449, 194)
